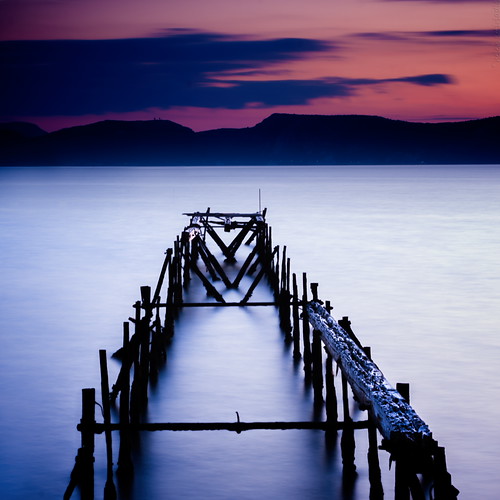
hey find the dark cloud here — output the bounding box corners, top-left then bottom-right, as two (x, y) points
(203, 75), (453, 108)
(390, 74), (454, 85)
(422, 30), (498, 37)
(354, 29), (496, 42)
(0, 32), (332, 116)
(0, 31), (452, 118)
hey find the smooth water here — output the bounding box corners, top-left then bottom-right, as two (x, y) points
(1, 165), (499, 499)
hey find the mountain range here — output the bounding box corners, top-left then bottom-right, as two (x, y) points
(1, 113), (499, 165)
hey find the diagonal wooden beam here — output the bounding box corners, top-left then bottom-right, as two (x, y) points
(189, 259), (226, 303)
(197, 238), (233, 288)
(240, 245), (279, 304)
(231, 243), (261, 289)
(204, 222), (231, 259)
(226, 219), (257, 258)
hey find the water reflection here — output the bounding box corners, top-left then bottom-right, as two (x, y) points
(1, 166), (499, 499)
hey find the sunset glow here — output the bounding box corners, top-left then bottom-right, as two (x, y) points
(1, 0), (499, 131)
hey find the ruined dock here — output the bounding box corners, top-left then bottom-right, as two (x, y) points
(65, 209), (459, 500)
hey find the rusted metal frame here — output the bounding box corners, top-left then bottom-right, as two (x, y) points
(196, 237), (232, 288)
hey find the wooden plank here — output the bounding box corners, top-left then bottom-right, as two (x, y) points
(183, 211), (265, 219)
(305, 301), (433, 447)
(85, 419), (370, 434)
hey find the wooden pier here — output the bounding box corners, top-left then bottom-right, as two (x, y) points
(65, 209), (459, 500)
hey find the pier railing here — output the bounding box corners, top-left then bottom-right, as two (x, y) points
(65, 209), (459, 500)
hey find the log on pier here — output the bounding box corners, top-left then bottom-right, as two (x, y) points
(306, 301), (433, 448)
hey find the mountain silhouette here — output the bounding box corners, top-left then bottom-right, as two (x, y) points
(1, 114), (499, 165)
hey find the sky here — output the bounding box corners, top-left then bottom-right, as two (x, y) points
(1, 0), (499, 132)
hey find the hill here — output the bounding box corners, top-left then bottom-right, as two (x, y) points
(1, 114), (499, 165)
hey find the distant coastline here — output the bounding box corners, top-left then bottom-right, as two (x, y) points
(1, 113), (499, 166)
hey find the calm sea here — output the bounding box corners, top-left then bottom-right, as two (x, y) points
(0, 165), (499, 499)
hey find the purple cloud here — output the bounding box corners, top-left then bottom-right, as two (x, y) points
(0, 30), (453, 118)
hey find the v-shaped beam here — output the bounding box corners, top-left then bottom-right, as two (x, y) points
(204, 218), (256, 262)
(192, 236), (263, 293)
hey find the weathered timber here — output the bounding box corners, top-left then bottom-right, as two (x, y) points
(291, 273), (301, 359)
(80, 388), (96, 500)
(67, 208), (458, 500)
(117, 322), (133, 474)
(170, 301), (278, 307)
(301, 273), (312, 376)
(152, 248), (172, 304)
(240, 245), (279, 304)
(183, 211), (265, 223)
(81, 419), (370, 434)
(306, 301), (432, 447)
(99, 350), (117, 500)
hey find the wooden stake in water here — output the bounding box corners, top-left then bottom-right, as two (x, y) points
(99, 350), (117, 500)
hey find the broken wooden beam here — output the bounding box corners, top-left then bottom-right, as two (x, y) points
(81, 419), (370, 434)
(305, 301), (433, 448)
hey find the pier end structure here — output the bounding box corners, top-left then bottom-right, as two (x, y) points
(65, 209), (458, 500)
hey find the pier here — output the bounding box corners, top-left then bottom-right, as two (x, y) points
(64, 209), (459, 500)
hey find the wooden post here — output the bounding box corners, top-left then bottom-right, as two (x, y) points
(183, 236), (190, 287)
(367, 417), (384, 499)
(363, 346), (371, 360)
(312, 329), (324, 405)
(292, 273), (301, 360)
(279, 247), (291, 338)
(267, 226), (272, 264)
(302, 273), (312, 378)
(274, 245), (280, 297)
(310, 282), (319, 302)
(99, 350), (117, 500)
(340, 371), (356, 478)
(139, 287), (151, 405)
(175, 237), (183, 305)
(149, 309), (163, 380)
(118, 322), (133, 476)
(397, 382), (410, 404)
(338, 316), (363, 350)
(285, 257), (291, 336)
(324, 353), (338, 429)
(130, 301), (142, 424)
(433, 446), (459, 499)
(165, 252), (175, 339)
(80, 388), (95, 500)
(152, 248), (172, 305)
(395, 458), (411, 500)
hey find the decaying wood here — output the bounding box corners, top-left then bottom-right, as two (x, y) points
(306, 301), (433, 447)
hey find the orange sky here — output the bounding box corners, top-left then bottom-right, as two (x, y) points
(1, 0), (498, 131)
